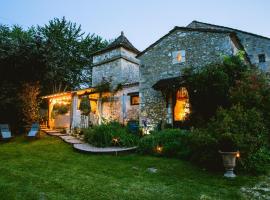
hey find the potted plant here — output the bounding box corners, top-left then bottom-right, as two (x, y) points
(219, 133), (239, 178)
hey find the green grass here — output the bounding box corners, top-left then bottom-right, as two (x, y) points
(0, 133), (265, 200)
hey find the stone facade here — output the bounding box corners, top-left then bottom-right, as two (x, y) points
(44, 21), (270, 130)
(97, 84), (139, 123)
(138, 28), (241, 129)
(187, 21), (270, 71)
(90, 32), (140, 124)
(92, 47), (139, 87)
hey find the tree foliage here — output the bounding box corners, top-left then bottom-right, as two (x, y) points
(18, 82), (41, 125)
(0, 17), (108, 128)
(36, 17), (108, 93)
(181, 54), (270, 174)
(182, 53), (249, 127)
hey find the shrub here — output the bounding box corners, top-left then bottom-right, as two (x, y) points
(180, 54), (270, 174)
(138, 129), (190, 158)
(83, 121), (139, 147)
(18, 82), (40, 125)
(190, 105), (270, 174)
(182, 53), (248, 127)
(187, 129), (221, 171)
(242, 147), (270, 174)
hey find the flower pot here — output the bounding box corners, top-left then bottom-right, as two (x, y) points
(219, 151), (239, 178)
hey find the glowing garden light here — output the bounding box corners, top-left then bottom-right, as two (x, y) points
(156, 145), (163, 154)
(112, 137), (120, 145)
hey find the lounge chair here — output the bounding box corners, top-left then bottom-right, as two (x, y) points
(27, 123), (40, 138)
(0, 124), (12, 140)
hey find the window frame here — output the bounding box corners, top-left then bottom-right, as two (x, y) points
(258, 54), (266, 63)
(128, 92), (140, 106)
(172, 50), (186, 64)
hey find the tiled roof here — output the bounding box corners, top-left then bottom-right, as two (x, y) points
(92, 32), (140, 56)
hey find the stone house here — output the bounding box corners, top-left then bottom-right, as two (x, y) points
(138, 21), (270, 130)
(42, 21), (270, 130)
(42, 32), (140, 129)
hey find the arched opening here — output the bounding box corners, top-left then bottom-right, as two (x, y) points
(174, 87), (190, 122)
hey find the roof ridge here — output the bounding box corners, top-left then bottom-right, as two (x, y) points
(189, 20), (270, 40)
(174, 26), (233, 34)
(137, 26), (235, 57)
(92, 32), (140, 56)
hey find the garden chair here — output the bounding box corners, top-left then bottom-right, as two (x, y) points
(27, 123), (40, 138)
(0, 124), (12, 140)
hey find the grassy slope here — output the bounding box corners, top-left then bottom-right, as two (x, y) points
(0, 133), (262, 200)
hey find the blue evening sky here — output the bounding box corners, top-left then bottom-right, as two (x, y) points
(0, 0), (269, 50)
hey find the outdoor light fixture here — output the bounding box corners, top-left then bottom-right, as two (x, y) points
(156, 145), (163, 154)
(236, 152), (240, 158)
(112, 137), (120, 145)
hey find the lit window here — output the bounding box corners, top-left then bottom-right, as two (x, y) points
(258, 54), (266, 63)
(174, 87), (190, 121)
(130, 95), (139, 105)
(172, 50), (185, 64)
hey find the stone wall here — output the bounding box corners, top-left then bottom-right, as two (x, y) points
(99, 84), (139, 124)
(138, 29), (239, 128)
(93, 48), (121, 64)
(92, 59), (122, 86)
(187, 21), (270, 71)
(92, 47), (140, 87)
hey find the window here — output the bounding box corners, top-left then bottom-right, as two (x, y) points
(130, 95), (139, 105)
(128, 92), (140, 105)
(172, 50), (185, 64)
(258, 54), (266, 63)
(174, 87), (190, 121)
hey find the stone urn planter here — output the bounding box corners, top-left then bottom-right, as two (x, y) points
(219, 151), (239, 178)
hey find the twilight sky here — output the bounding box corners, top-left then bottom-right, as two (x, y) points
(0, 0), (269, 51)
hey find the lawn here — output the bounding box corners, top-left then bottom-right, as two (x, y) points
(0, 133), (266, 200)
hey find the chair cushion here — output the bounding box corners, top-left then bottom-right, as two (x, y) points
(2, 131), (11, 138)
(28, 131), (38, 137)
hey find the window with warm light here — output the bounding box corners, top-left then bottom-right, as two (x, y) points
(130, 95), (139, 105)
(172, 50), (185, 64)
(174, 87), (190, 121)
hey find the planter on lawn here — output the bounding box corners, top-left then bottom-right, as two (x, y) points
(219, 151), (239, 178)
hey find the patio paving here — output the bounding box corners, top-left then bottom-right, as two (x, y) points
(46, 132), (67, 136)
(43, 129), (137, 154)
(59, 135), (84, 144)
(43, 130), (67, 136)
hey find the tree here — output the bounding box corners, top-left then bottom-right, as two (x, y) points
(0, 17), (108, 128)
(18, 82), (40, 125)
(36, 17), (108, 93)
(182, 53), (248, 127)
